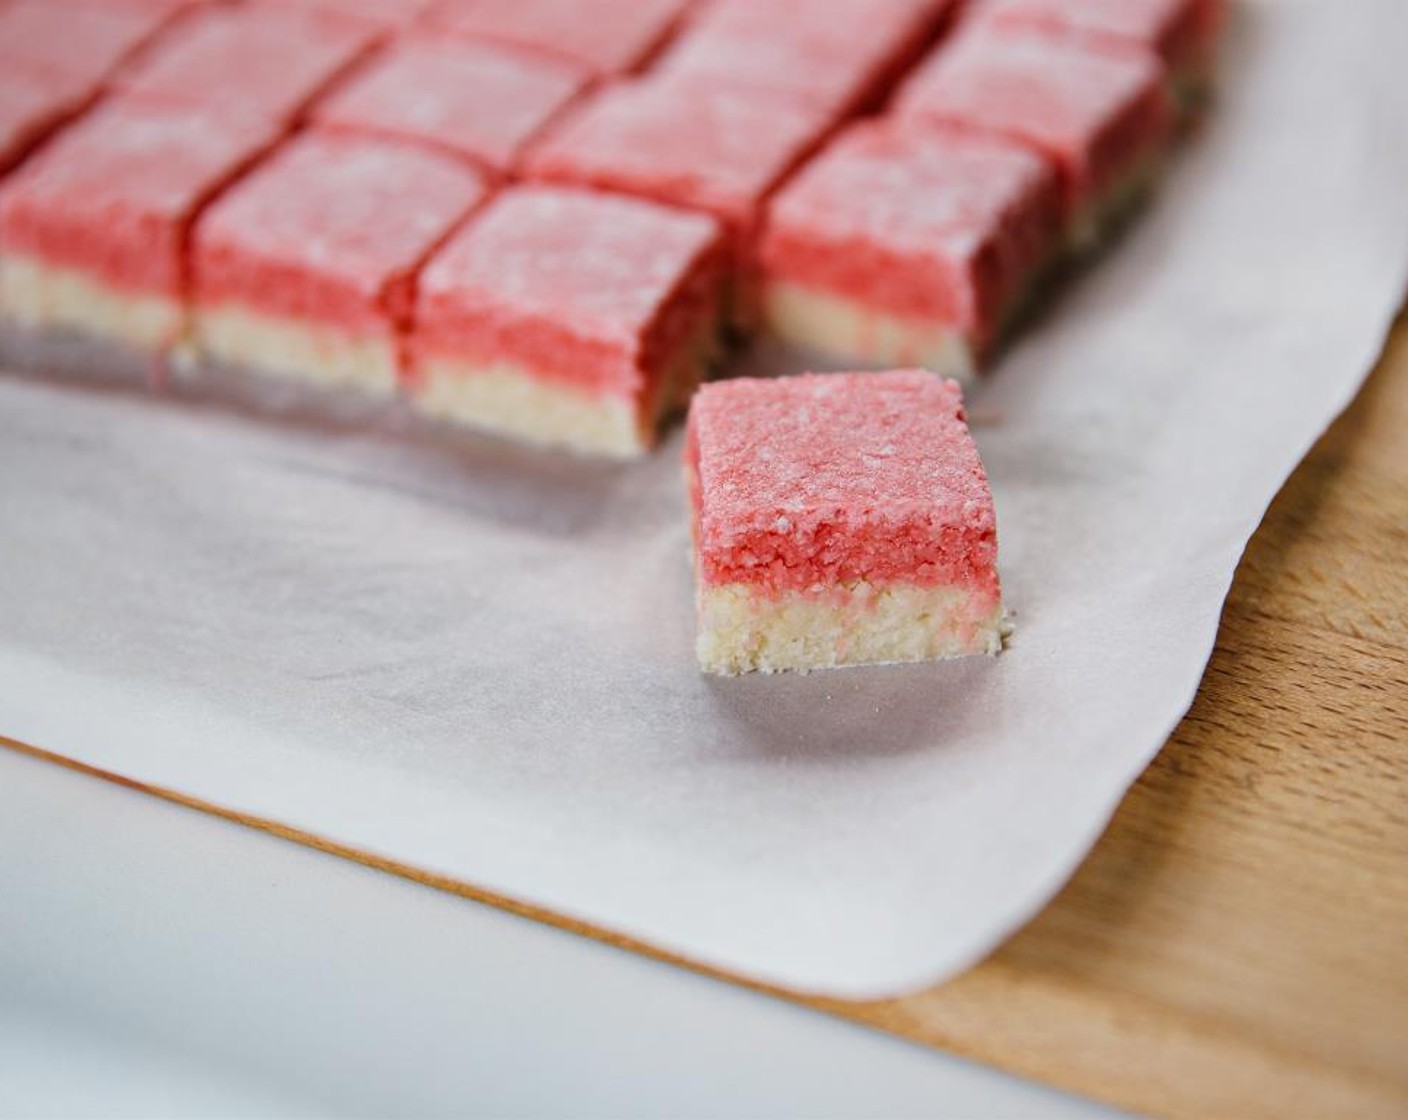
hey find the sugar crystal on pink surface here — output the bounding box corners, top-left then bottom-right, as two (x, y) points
(688, 371), (999, 595)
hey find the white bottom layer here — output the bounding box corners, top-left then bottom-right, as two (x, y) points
(696, 581), (1005, 676)
(412, 326), (717, 459)
(0, 254), (181, 353)
(414, 357), (643, 458)
(761, 280), (977, 382)
(193, 303), (398, 398)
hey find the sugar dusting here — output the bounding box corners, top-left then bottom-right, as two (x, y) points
(315, 35), (591, 170)
(896, 24), (1171, 210)
(419, 186), (722, 351)
(194, 131), (488, 320)
(524, 74), (835, 232)
(689, 371), (1000, 592)
(761, 119), (1062, 328)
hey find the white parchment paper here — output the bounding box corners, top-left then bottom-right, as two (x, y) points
(3, 1), (1407, 998)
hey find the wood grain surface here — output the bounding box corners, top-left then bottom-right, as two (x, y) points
(5, 318), (1406, 1119)
(822, 316), (1408, 1119)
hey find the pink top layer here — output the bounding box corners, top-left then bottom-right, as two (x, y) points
(760, 120), (1060, 346)
(0, 0), (185, 86)
(523, 74), (836, 243)
(969, 0), (1221, 73)
(416, 186), (726, 397)
(657, 0), (953, 116)
(687, 371), (999, 595)
(279, 0), (436, 28)
(49, 0), (200, 14)
(314, 36), (591, 173)
(425, 0), (690, 76)
(0, 67), (97, 175)
(193, 131), (489, 334)
(116, 4), (381, 125)
(0, 100), (278, 295)
(896, 28), (1172, 217)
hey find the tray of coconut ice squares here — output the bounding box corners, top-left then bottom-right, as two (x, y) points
(0, 0), (1223, 676)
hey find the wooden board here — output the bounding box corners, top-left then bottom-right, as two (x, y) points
(6, 317), (1407, 1119)
(820, 315), (1408, 1119)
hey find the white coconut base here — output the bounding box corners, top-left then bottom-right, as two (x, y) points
(761, 280), (978, 381)
(696, 580), (1006, 676)
(0, 254), (182, 356)
(192, 303), (400, 399)
(412, 325), (719, 459)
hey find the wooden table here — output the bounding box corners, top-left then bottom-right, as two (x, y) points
(8, 319), (1406, 1119)
(818, 317), (1408, 1119)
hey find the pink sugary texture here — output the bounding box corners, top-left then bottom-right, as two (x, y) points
(193, 131), (490, 336)
(655, 0), (954, 117)
(0, 0), (189, 87)
(523, 73), (837, 247)
(424, 0), (691, 76)
(968, 0), (1223, 74)
(414, 186), (726, 399)
(280, 0), (436, 28)
(0, 100), (280, 296)
(0, 67), (99, 175)
(896, 27), (1173, 219)
(48, 0), (200, 14)
(686, 371), (1000, 598)
(114, 4), (382, 126)
(759, 119), (1061, 350)
(314, 35), (592, 174)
